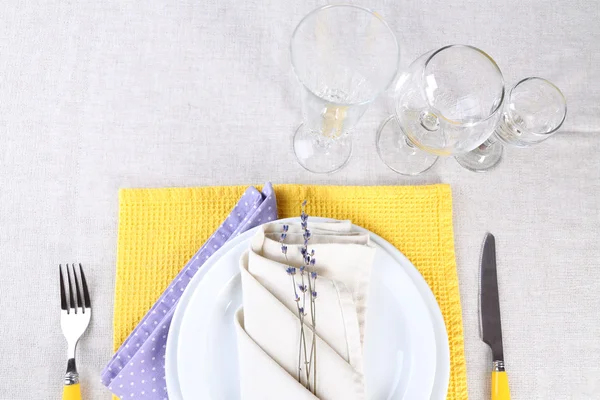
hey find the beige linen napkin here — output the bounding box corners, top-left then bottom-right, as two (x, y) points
(234, 220), (376, 400)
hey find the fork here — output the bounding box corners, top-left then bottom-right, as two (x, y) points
(59, 263), (91, 400)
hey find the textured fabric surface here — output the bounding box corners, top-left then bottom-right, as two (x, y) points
(1, 1), (599, 400)
(101, 184), (277, 399)
(112, 184), (466, 399)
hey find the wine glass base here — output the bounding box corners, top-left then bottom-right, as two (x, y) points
(455, 142), (503, 172)
(376, 116), (438, 176)
(293, 123), (352, 174)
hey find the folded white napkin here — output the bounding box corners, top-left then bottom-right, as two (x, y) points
(235, 220), (376, 400)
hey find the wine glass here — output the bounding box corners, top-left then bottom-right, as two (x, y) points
(376, 45), (505, 175)
(455, 77), (567, 172)
(291, 5), (399, 174)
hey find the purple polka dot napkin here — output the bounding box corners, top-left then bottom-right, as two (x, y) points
(101, 183), (278, 399)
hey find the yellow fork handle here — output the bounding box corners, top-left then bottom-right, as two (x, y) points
(492, 370), (510, 400)
(63, 383), (81, 400)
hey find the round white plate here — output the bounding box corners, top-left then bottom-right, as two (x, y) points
(166, 218), (450, 400)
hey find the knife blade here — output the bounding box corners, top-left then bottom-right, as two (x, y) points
(479, 233), (511, 399)
(480, 233), (504, 361)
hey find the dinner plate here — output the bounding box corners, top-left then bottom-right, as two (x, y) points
(166, 218), (450, 399)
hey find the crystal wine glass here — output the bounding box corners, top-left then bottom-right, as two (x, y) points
(376, 45), (505, 175)
(455, 77), (567, 172)
(291, 5), (399, 174)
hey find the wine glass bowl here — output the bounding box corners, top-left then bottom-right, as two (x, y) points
(495, 77), (567, 147)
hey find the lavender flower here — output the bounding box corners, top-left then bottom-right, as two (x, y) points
(312, 291), (317, 298)
(310, 271), (317, 280)
(286, 267), (296, 275)
(281, 244), (288, 255)
(298, 284), (307, 292)
(302, 230), (311, 246)
(300, 210), (308, 230)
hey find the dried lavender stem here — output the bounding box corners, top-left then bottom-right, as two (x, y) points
(289, 274), (303, 382)
(312, 309), (317, 393)
(289, 262), (309, 387)
(281, 204), (319, 393)
(306, 276), (317, 394)
(298, 323), (305, 382)
(300, 270), (311, 388)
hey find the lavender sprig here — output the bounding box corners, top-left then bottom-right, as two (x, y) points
(280, 223), (310, 383)
(280, 202), (319, 394)
(300, 200), (318, 394)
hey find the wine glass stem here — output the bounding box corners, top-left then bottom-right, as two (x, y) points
(478, 133), (499, 151)
(403, 136), (419, 155)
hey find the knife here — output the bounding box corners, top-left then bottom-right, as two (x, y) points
(479, 233), (511, 400)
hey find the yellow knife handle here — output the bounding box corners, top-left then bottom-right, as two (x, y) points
(492, 370), (510, 400)
(63, 383), (82, 400)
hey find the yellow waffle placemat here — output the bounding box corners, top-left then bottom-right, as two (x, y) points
(113, 184), (467, 399)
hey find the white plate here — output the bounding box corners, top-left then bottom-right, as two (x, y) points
(166, 218), (450, 400)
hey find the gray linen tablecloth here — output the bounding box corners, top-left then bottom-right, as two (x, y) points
(0, 1), (598, 399)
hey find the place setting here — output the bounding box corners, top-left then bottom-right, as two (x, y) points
(100, 183), (463, 400)
(53, 4), (573, 400)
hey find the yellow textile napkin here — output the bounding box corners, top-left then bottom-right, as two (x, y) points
(113, 184), (467, 400)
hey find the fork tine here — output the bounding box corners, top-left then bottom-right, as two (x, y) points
(66, 264), (76, 313)
(59, 265), (67, 311)
(72, 264), (83, 312)
(79, 263), (91, 309)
